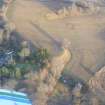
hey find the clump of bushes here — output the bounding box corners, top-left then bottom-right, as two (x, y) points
(0, 48), (50, 84)
(0, 42), (50, 86)
(31, 48), (50, 68)
(59, 72), (89, 93)
(0, 65), (28, 79)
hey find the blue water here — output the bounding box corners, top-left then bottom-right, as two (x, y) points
(0, 95), (31, 104)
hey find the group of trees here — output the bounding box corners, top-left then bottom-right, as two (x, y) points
(0, 65), (29, 82)
(16, 47), (50, 69)
(32, 48), (50, 68)
(0, 47), (50, 86)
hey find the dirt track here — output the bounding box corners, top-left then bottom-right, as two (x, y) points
(8, 0), (105, 81)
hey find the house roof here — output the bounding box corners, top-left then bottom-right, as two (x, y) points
(0, 89), (32, 105)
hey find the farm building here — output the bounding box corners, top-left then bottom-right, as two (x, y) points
(0, 89), (32, 105)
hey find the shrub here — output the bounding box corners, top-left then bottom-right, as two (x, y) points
(33, 48), (50, 68)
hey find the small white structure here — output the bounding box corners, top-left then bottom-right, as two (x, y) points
(72, 83), (83, 97)
(0, 89), (32, 105)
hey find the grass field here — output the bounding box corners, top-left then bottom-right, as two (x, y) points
(7, 0), (105, 81)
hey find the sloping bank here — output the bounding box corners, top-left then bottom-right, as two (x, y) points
(33, 47), (71, 105)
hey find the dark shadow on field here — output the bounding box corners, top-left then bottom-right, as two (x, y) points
(0, 30), (36, 53)
(31, 22), (62, 51)
(10, 30), (36, 51)
(80, 63), (94, 76)
(93, 28), (105, 72)
(0, 31), (23, 51)
(79, 55), (105, 77)
(97, 28), (105, 41)
(33, 0), (72, 12)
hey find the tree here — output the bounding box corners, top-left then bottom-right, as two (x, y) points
(2, 67), (9, 77)
(34, 48), (50, 68)
(19, 41), (30, 61)
(7, 65), (15, 78)
(15, 67), (22, 79)
(19, 48), (30, 59)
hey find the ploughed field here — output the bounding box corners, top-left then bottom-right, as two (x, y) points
(8, 0), (105, 81)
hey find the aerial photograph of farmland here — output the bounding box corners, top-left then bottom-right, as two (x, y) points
(0, 0), (105, 105)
